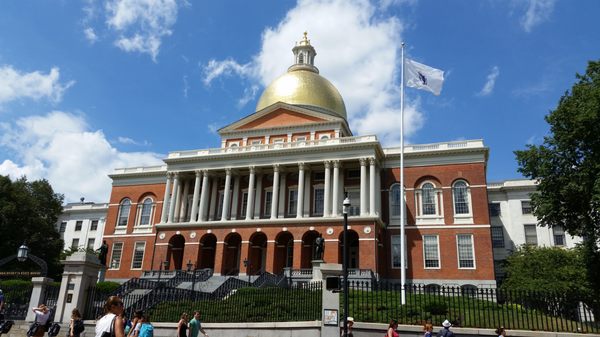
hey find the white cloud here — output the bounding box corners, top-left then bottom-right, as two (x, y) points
(105, 0), (179, 61)
(207, 123), (219, 135)
(477, 66), (500, 96)
(0, 66), (74, 104)
(202, 0), (426, 144)
(182, 75), (189, 98)
(84, 27), (99, 43)
(520, 0), (556, 32)
(237, 85), (259, 108)
(117, 136), (150, 146)
(0, 111), (163, 202)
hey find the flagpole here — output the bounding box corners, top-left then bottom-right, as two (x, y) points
(400, 42), (406, 305)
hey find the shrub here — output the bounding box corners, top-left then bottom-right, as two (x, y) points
(423, 301), (448, 315)
(95, 281), (121, 294)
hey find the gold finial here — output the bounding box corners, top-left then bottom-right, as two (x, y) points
(303, 31), (308, 39)
(299, 31), (310, 46)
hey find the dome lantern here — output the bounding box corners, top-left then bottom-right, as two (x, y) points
(289, 32), (319, 74)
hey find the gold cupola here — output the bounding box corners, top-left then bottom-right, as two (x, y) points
(255, 32), (347, 119)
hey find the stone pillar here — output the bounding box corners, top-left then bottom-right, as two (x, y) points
(231, 175), (240, 220)
(324, 161), (332, 217)
(292, 239), (302, 269)
(26, 277), (53, 321)
(160, 172), (173, 223)
(270, 165), (280, 219)
(190, 170), (202, 222)
(198, 171), (210, 221)
(370, 157), (376, 216)
(318, 263), (343, 337)
(238, 241), (251, 276)
(221, 168), (232, 221)
(168, 173), (180, 222)
(213, 242), (225, 276)
(360, 158), (368, 216)
(332, 161), (340, 217)
(297, 163), (305, 218)
(246, 167), (256, 220)
(265, 240), (275, 273)
(53, 252), (103, 323)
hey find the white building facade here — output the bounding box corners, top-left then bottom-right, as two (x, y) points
(56, 202), (109, 252)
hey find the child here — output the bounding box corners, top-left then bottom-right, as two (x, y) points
(423, 323), (433, 337)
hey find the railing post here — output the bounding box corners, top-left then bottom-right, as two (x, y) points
(318, 263), (342, 337)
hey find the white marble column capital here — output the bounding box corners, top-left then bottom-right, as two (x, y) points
(298, 162), (306, 170)
(202, 169), (210, 177)
(324, 160), (331, 169)
(359, 157), (368, 166)
(249, 166), (256, 174)
(225, 168), (232, 175)
(273, 164), (281, 172)
(333, 160), (342, 168)
(194, 170), (202, 178)
(369, 157), (377, 166)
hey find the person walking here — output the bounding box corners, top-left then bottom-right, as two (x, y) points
(95, 296), (125, 337)
(188, 311), (208, 337)
(437, 320), (455, 337)
(138, 315), (154, 337)
(423, 323), (433, 337)
(386, 319), (399, 337)
(30, 304), (50, 337)
(128, 310), (144, 337)
(177, 313), (189, 337)
(340, 317), (354, 337)
(496, 326), (507, 337)
(69, 308), (84, 337)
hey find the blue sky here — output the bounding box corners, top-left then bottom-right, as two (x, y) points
(0, 0), (599, 202)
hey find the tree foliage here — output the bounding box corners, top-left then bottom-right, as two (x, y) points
(514, 60), (600, 314)
(0, 175), (64, 280)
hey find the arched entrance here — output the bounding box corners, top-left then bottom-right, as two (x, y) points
(167, 234), (185, 270)
(248, 232), (267, 275)
(301, 230), (320, 269)
(221, 233), (241, 275)
(197, 233), (217, 270)
(338, 230), (359, 269)
(273, 231), (294, 274)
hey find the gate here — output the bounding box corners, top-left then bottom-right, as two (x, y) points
(1, 283), (33, 320)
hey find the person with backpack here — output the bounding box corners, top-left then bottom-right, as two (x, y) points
(29, 304), (50, 337)
(138, 315), (154, 337)
(437, 320), (455, 337)
(69, 308), (85, 337)
(95, 296), (125, 337)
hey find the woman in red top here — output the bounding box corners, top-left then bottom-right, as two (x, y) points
(386, 320), (399, 337)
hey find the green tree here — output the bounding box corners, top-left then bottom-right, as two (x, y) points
(0, 175), (64, 279)
(515, 60), (600, 315)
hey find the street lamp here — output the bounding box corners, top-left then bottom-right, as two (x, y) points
(17, 243), (29, 262)
(342, 197), (351, 337)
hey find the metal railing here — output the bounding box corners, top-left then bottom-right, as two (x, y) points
(0, 284), (33, 320)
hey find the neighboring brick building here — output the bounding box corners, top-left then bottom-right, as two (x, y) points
(102, 34), (497, 288)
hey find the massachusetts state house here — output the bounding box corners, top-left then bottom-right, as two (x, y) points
(103, 34), (496, 289)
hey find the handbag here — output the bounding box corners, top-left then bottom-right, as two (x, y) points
(100, 316), (116, 337)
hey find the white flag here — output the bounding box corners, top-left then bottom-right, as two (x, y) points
(405, 58), (444, 95)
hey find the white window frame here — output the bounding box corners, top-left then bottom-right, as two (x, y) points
(75, 220), (83, 231)
(240, 190), (249, 217)
(116, 198), (131, 228)
(346, 188), (361, 216)
(136, 197), (155, 228)
(456, 234), (476, 269)
(71, 238), (80, 250)
(273, 138), (285, 149)
(524, 224), (538, 245)
(319, 134), (330, 140)
(389, 183), (403, 220)
(452, 180), (473, 224)
(313, 184), (324, 216)
(415, 182), (444, 224)
(491, 227), (505, 248)
(422, 235), (441, 269)
(59, 221), (67, 233)
(553, 226), (566, 246)
(131, 241), (146, 270)
(110, 242), (124, 270)
(391, 235), (402, 269)
(87, 238), (95, 250)
(90, 219), (99, 231)
(263, 189), (273, 217)
(217, 190), (225, 219)
(521, 200), (533, 215)
(287, 187), (298, 216)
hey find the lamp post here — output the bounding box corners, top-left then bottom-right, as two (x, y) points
(187, 260), (198, 301)
(342, 197), (351, 337)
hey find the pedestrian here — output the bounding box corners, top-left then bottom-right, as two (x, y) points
(30, 304), (50, 337)
(121, 313), (132, 336)
(340, 316), (354, 337)
(138, 315), (154, 337)
(177, 312), (189, 337)
(188, 311), (208, 337)
(128, 310), (144, 337)
(437, 320), (455, 337)
(386, 319), (399, 337)
(0, 288), (5, 321)
(423, 323), (433, 337)
(69, 308), (85, 337)
(495, 326), (507, 337)
(95, 296), (125, 337)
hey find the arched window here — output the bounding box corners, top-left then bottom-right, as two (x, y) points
(117, 199), (131, 227)
(389, 184), (402, 218)
(298, 53), (304, 64)
(422, 183), (437, 215)
(139, 198), (153, 226)
(453, 180), (470, 214)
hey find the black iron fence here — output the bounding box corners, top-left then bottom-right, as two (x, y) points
(343, 281), (599, 333)
(41, 284), (60, 309)
(1, 283), (33, 320)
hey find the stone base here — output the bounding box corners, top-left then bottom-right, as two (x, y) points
(311, 260), (324, 281)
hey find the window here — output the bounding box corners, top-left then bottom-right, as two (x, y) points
(229, 142), (239, 147)
(87, 238), (95, 250)
(264, 191), (273, 217)
(240, 192), (249, 217)
(421, 183), (437, 215)
(314, 172), (325, 181)
(391, 235), (402, 268)
(59, 221), (67, 233)
(521, 200), (532, 214)
(347, 169), (360, 179)
(251, 140), (262, 145)
(71, 239), (79, 250)
(319, 134), (330, 140)
(110, 242), (124, 269)
(117, 199), (131, 227)
(452, 181), (470, 214)
(553, 226), (565, 246)
(457, 234), (475, 268)
(296, 136), (306, 142)
(75, 221), (83, 231)
(489, 203), (501, 217)
(524, 224), (538, 245)
(491, 227), (505, 248)
(217, 192), (224, 219)
(90, 220), (98, 231)
(314, 188), (324, 215)
(138, 198), (153, 226)
(346, 189), (360, 216)
(298, 53), (304, 64)
(423, 235), (440, 268)
(288, 189), (298, 215)
(389, 184), (402, 218)
(131, 242), (145, 269)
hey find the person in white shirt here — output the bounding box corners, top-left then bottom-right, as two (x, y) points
(31, 304), (50, 337)
(95, 296), (125, 337)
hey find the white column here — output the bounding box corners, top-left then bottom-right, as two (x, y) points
(161, 173), (173, 223)
(246, 167), (256, 220)
(254, 173), (263, 219)
(332, 161), (340, 216)
(199, 171), (210, 221)
(323, 161), (332, 217)
(190, 171), (201, 222)
(231, 175), (240, 219)
(360, 158), (368, 216)
(173, 178), (184, 222)
(221, 169), (232, 221)
(370, 157), (377, 216)
(168, 173), (180, 223)
(179, 178), (191, 222)
(271, 165), (280, 219)
(209, 176), (218, 220)
(297, 163), (305, 218)
(278, 172), (287, 217)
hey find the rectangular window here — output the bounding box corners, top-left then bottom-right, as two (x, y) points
(457, 234), (475, 268)
(521, 200), (532, 214)
(553, 226), (565, 246)
(75, 220), (83, 231)
(314, 188), (324, 215)
(347, 169), (360, 179)
(264, 191), (272, 217)
(131, 242), (145, 269)
(251, 140), (262, 145)
(423, 235), (440, 268)
(90, 220), (99, 231)
(489, 203), (501, 217)
(240, 192), (248, 217)
(288, 189), (298, 215)
(347, 190), (361, 216)
(391, 235), (402, 268)
(87, 238), (95, 250)
(110, 242), (124, 269)
(59, 221), (67, 233)
(524, 224), (538, 245)
(217, 192), (224, 219)
(491, 227), (505, 248)
(71, 238), (79, 250)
